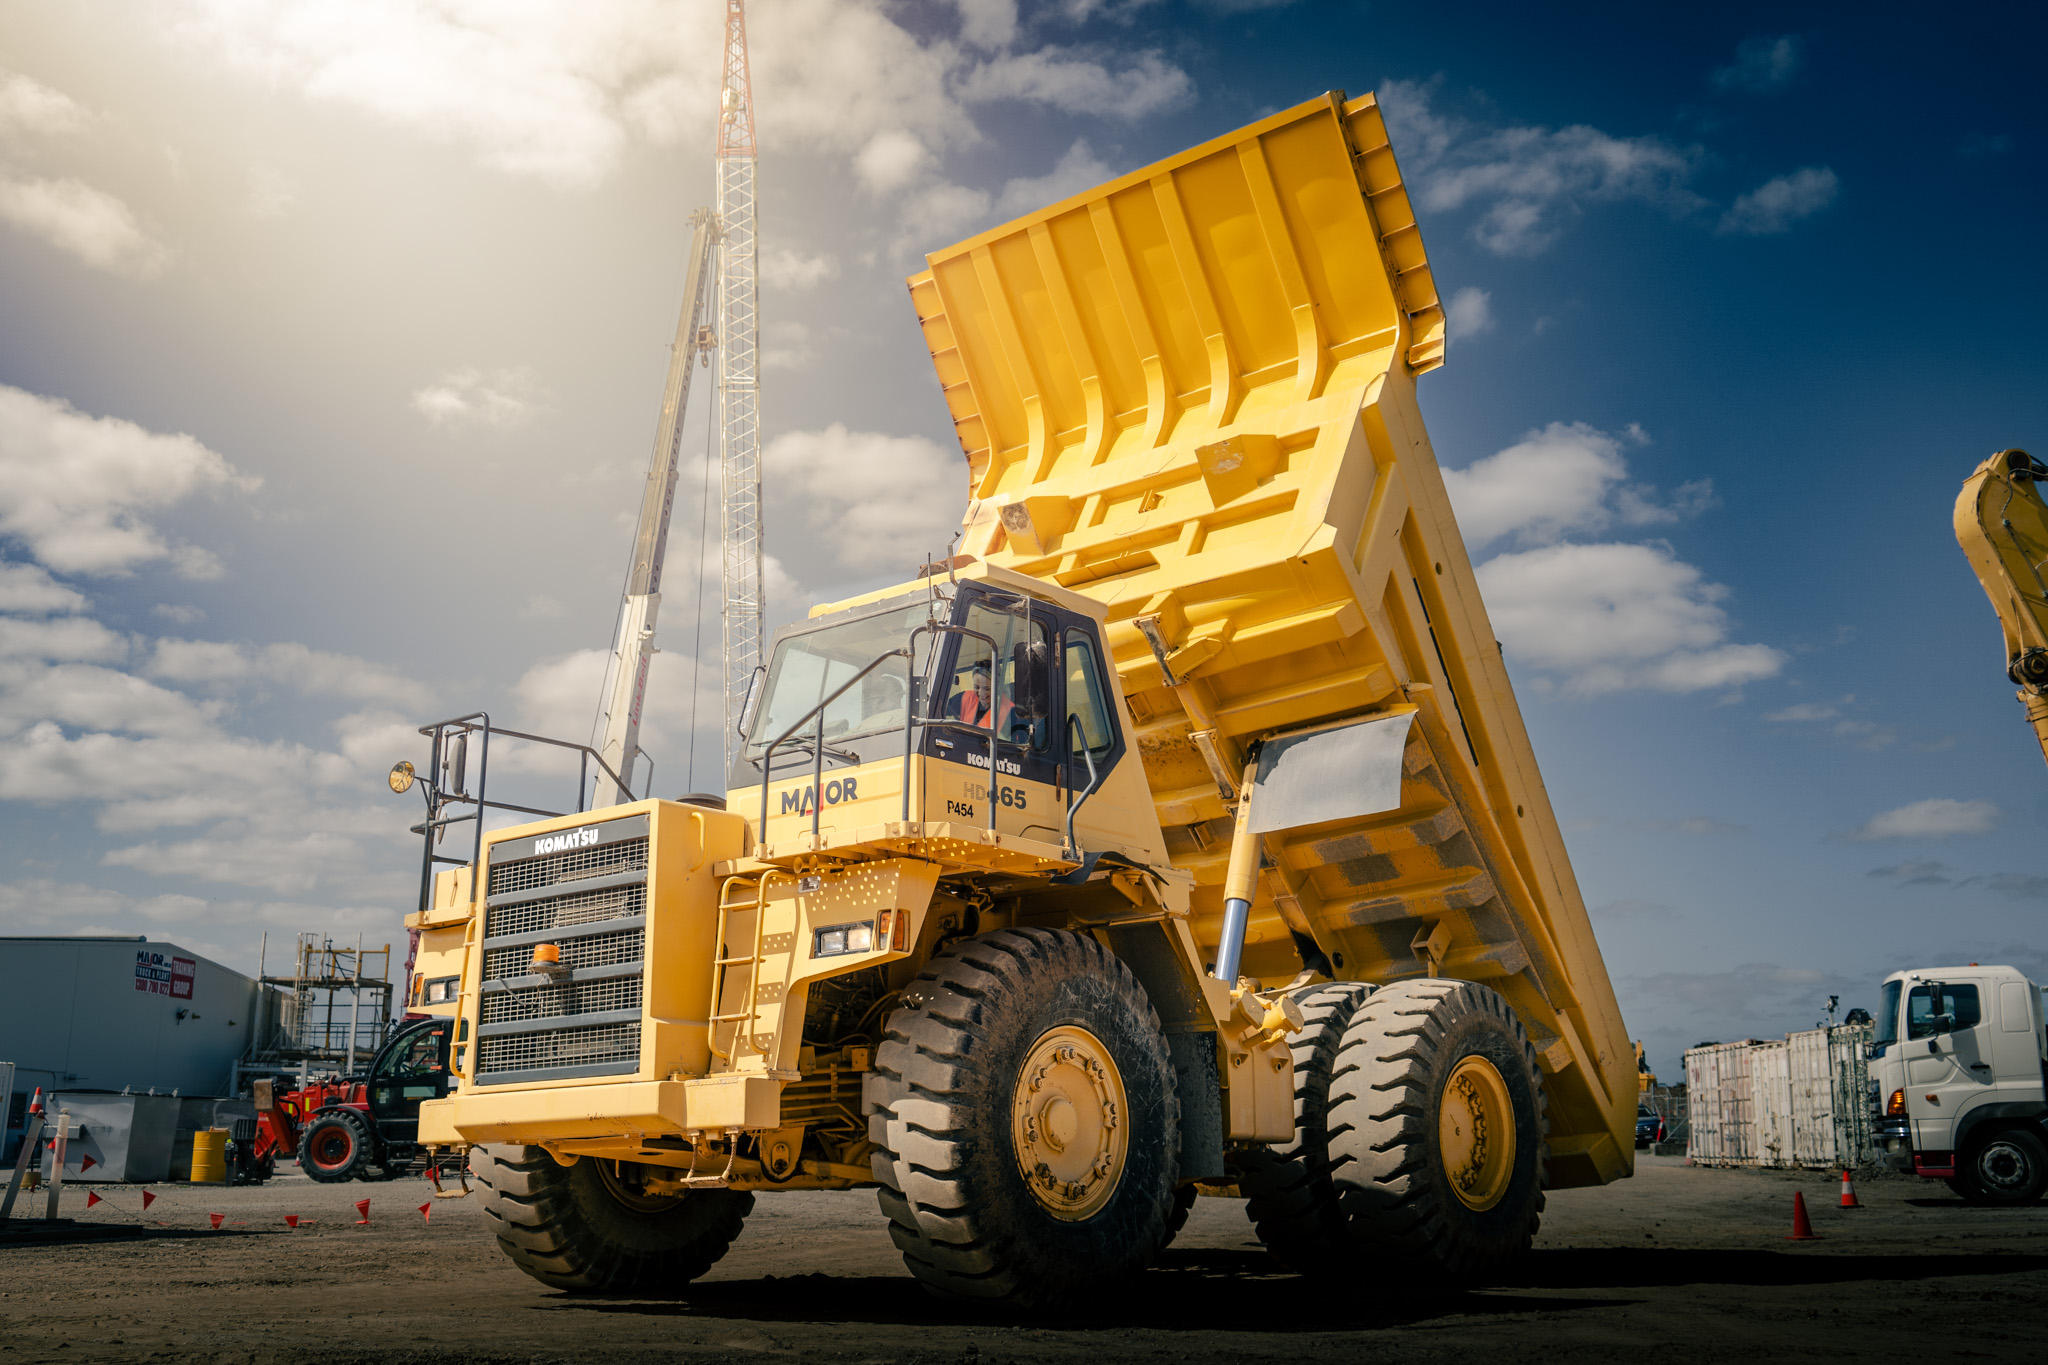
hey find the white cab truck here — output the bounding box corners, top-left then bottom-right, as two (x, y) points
(1868, 965), (2048, 1203)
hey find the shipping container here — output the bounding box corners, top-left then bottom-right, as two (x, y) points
(1753, 1040), (1794, 1167)
(1684, 1024), (1873, 1169)
(1685, 1041), (1757, 1165)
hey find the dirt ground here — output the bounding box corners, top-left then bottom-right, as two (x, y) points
(3, 1153), (2044, 1363)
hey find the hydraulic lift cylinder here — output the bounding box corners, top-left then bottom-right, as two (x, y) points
(1214, 761), (1261, 983)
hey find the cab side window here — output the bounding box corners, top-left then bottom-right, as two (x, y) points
(948, 604), (1051, 751)
(377, 1025), (449, 1079)
(1065, 629), (1113, 755)
(1906, 984), (1982, 1040)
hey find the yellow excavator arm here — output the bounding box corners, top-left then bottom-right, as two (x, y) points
(1955, 448), (2048, 770)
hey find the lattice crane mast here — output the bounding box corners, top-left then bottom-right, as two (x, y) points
(716, 0), (763, 774)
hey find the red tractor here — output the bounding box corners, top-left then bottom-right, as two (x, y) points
(253, 1016), (458, 1183)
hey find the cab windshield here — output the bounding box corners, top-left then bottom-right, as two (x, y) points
(746, 603), (935, 758)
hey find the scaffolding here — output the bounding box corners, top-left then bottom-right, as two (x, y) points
(249, 933), (395, 1075)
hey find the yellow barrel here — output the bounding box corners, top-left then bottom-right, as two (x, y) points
(189, 1127), (228, 1183)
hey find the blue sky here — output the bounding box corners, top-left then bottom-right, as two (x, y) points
(0, 1), (2041, 1077)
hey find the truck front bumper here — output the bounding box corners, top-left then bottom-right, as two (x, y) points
(419, 1073), (783, 1150)
(1871, 1115), (1914, 1173)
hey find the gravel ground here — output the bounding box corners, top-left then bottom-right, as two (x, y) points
(3, 1153), (2043, 1362)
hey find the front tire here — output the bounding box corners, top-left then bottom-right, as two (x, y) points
(1324, 979), (1547, 1282)
(299, 1110), (372, 1184)
(865, 928), (1181, 1308)
(473, 1145), (753, 1293)
(1955, 1127), (2048, 1206)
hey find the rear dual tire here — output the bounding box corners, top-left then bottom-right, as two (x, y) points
(1237, 978), (1547, 1283)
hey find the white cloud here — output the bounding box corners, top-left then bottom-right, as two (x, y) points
(761, 320), (816, 372)
(0, 173), (172, 277)
(1442, 421), (1772, 693)
(1761, 694), (1897, 750)
(245, 162), (295, 218)
(994, 139), (1114, 217)
(1847, 798), (2000, 842)
(148, 638), (429, 708)
(1712, 35), (1802, 92)
(1445, 286), (1494, 341)
(0, 561), (89, 615)
(1478, 542), (1783, 694)
(763, 424), (967, 575)
(153, 603), (206, 624)
(1718, 167), (1838, 236)
(1444, 422), (1626, 548)
(165, 0), (1181, 193)
(761, 246), (837, 290)
(410, 367), (544, 430)
(955, 49), (1192, 120)
(0, 385), (253, 576)
(955, 0), (1019, 50)
(0, 67), (91, 136)
(855, 129), (934, 195)
(1442, 421), (1713, 552)
(1378, 79), (1701, 256)
(0, 616), (128, 664)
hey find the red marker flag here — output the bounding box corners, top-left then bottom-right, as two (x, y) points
(85, 1191), (103, 1209)
(355, 1198), (371, 1224)
(418, 1201), (431, 1222)
(80, 1154), (96, 1173)
(284, 1214), (300, 1228)
(209, 1213), (224, 1229)
(141, 1191), (157, 1211)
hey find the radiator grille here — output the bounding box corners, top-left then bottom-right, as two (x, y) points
(481, 974), (643, 1025)
(477, 1021), (641, 1077)
(485, 882), (644, 941)
(483, 927), (644, 982)
(477, 821), (650, 1084)
(488, 836), (648, 898)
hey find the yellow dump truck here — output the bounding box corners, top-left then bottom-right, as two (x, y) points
(398, 90), (1634, 1306)
(1956, 449), (2048, 770)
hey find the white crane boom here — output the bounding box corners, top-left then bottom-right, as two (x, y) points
(593, 209), (721, 805)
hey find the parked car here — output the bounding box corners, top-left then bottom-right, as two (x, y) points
(1636, 1104), (1666, 1148)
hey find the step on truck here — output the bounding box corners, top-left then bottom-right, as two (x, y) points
(1869, 965), (2048, 1204)
(399, 90), (1635, 1306)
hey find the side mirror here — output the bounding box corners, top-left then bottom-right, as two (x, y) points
(1011, 640), (1051, 720)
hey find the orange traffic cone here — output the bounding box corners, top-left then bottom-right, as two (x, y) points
(1840, 1170), (1862, 1208)
(1786, 1190), (1820, 1241)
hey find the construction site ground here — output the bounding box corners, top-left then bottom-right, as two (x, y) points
(3, 1152), (2041, 1362)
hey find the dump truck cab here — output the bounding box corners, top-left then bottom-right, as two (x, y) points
(1869, 964), (2048, 1203)
(734, 563), (1163, 875)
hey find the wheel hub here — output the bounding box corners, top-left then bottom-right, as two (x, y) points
(1011, 1025), (1128, 1220)
(1981, 1141), (2029, 1190)
(1439, 1054), (1517, 1212)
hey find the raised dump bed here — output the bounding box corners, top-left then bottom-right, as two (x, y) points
(908, 90), (1634, 1184)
